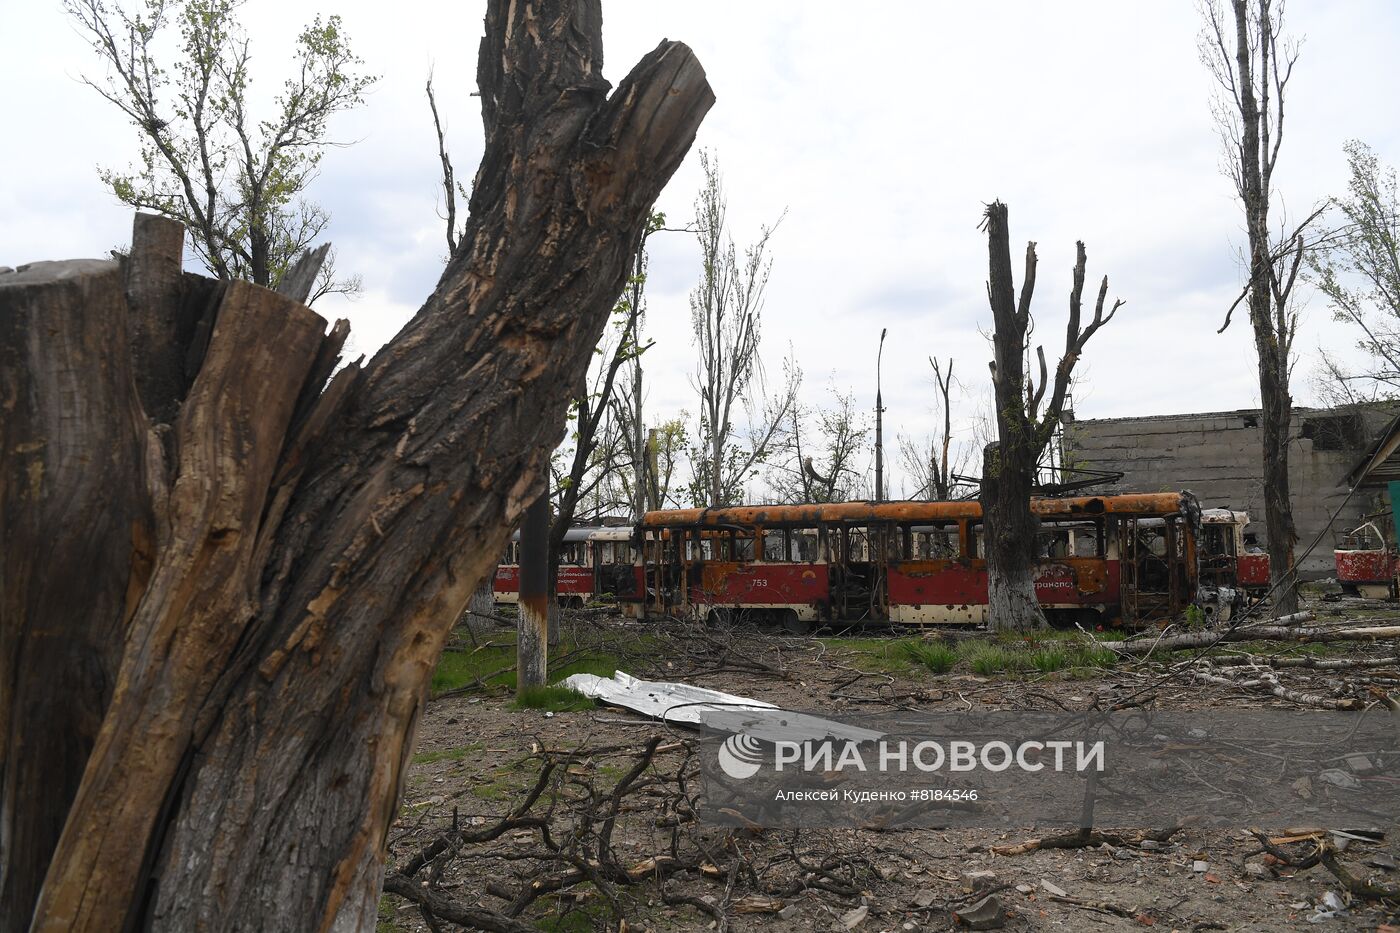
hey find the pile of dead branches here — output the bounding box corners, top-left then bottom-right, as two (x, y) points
(382, 736), (897, 932)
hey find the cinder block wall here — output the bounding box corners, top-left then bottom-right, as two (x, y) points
(1062, 407), (1394, 578)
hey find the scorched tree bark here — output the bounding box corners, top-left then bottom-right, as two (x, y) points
(0, 2), (712, 931)
(980, 202), (1122, 632)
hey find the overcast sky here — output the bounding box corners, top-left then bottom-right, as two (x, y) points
(5, 1), (1399, 497)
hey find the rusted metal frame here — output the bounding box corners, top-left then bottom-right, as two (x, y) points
(638, 493), (1191, 531)
(1165, 519), (1180, 615)
(1182, 519), (1199, 607)
(1119, 517), (1137, 626)
(679, 526), (689, 617)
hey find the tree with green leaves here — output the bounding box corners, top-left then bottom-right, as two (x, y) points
(65, 0), (374, 300)
(1312, 141), (1400, 404)
(686, 151), (798, 507)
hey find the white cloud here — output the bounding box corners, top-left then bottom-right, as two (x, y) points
(4, 0), (1398, 499)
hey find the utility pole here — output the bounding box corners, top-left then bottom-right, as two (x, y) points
(874, 327), (887, 501)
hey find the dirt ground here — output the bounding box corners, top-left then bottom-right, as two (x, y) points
(381, 594), (1400, 932)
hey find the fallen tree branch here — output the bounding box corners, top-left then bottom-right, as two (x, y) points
(382, 875), (539, 933)
(1191, 669), (1365, 710)
(1047, 893), (1145, 920)
(990, 825), (1179, 857)
(1120, 624), (1400, 658)
(1320, 844), (1400, 900)
(1214, 654), (1400, 670)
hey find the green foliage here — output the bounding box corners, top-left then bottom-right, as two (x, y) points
(1309, 140), (1400, 403)
(898, 639), (958, 674)
(412, 742), (483, 766)
(511, 685), (594, 712)
(1029, 647), (1069, 673)
(67, 0), (375, 295)
(431, 631), (619, 696)
(966, 644), (1017, 676)
(1070, 644), (1119, 669)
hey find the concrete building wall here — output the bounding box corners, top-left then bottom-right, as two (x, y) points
(1062, 407), (1395, 578)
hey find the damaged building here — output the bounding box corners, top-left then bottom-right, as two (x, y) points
(1061, 405), (1399, 578)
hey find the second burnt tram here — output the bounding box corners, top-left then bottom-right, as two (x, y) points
(627, 493), (1245, 629)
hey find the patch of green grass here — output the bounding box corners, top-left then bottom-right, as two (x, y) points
(377, 895), (399, 932)
(967, 644), (1013, 676)
(551, 655), (618, 680)
(512, 684), (595, 712)
(1070, 644), (1118, 669)
(470, 774), (519, 801)
(431, 628), (620, 695)
(1029, 647), (1069, 673)
(955, 637), (990, 659)
(821, 637), (920, 674)
(412, 742), (483, 766)
(898, 639), (959, 673)
(433, 643), (517, 693)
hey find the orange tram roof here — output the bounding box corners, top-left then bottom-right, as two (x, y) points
(641, 493), (1191, 529)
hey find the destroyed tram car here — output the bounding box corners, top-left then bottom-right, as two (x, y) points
(617, 492), (1265, 631)
(490, 492), (1267, 630)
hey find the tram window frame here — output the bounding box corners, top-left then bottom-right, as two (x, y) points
(734, 533), (755, 562)
(1037, 523), (1074, 559)
(968, 522), (983, 560)
(762, 528), (788, 562)
(908, 524), (958, 560)
(790, 528), (818, 562)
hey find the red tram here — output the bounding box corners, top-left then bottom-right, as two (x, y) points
(624, 493), (1251, 630)
(1198, 508), (1270, 596)
(494, 526), (643, 607)
(1334, 521), (1397, 599)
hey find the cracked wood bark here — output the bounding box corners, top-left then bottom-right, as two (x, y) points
(3, 2), (711, 930)
(1228, 0), (1299, 616)
(981, 203), (1047, 632)
(979, 203), (1119, 632)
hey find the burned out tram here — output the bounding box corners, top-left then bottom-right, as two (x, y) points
(493, 526), (643, 608)
(620, 493), (1261, 631)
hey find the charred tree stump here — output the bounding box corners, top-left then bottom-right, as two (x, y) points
(0, 2), (712, 930)
(982, 440), (1044, 629)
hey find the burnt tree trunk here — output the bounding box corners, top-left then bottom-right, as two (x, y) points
(982, 441), (1044, 630)
(1260, 382), (1299, 615)
(0, 2), (712, 930)
(979, 202), (1121, 632)
(981, 204), (1047, 632)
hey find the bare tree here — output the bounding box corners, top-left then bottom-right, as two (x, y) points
(1199, 0), (1318, 615)
(611, 416), (689, 512)
(980, 201), (1123, 631)
(687, 151), (798, 507)
(770, 379), (870, 503)
(64, 0), (371, 299)
(547, 286), (650, 583)
(0, 2), (712, 929)
(1311, 141), (1400, 404)
(425, 72), (468, 257)
(603, 212), (669, 519)
(897, 357), (962, 500)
